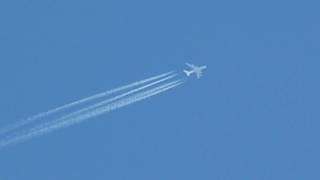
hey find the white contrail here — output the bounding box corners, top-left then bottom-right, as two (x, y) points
(12, 73), (177, 137)
(47, 80), (184, 130)
(0, 71), (175, 135)
(0, 80), (183, 149)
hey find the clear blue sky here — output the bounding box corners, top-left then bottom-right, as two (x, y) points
(0, 0), (319, 179)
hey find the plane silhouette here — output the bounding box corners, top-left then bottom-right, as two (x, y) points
(183, 63), (207, 79)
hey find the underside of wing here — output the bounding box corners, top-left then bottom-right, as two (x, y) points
(186, 63), (197, 69)
(196, 71), (203, 78)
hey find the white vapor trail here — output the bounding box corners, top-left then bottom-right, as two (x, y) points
(0, 71), (174, 136)
(23, 74), (177, 135)
(0, 79), (183, 149)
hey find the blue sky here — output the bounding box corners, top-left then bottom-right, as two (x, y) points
(0, 0), (319, 179)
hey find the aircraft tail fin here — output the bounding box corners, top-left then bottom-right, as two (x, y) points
(184, 70), (192, 76)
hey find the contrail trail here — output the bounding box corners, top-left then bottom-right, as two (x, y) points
(8, 74), (177, 139)
(44, 80), (184, 131)
(0, 79), (184, 149)
(0, 71), (175, 136)
(23, 74), (177, 135)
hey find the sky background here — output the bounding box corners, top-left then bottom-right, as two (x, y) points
(0, 0), (319, 179)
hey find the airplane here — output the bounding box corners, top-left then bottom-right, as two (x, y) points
(183, 63), (207, 79)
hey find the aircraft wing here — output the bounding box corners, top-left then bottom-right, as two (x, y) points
(186, 63), (197, 69)
(196, 71), (203, 79)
